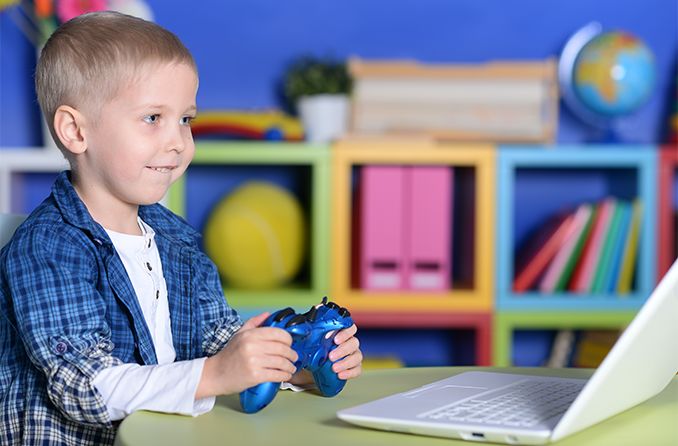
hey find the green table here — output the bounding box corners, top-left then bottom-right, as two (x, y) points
(114, 367), (678, 446)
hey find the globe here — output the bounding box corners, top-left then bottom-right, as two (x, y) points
(559, 23), (656, 132)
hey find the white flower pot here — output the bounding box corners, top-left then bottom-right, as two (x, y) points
(297, 94), (349, 143)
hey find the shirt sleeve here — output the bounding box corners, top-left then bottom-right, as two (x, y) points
(92, 358), (214, 420)
(5, 223), (121, 427)
(191, 249), (243, 356)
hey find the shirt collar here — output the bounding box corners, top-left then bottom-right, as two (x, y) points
(51, 171), (200, 246)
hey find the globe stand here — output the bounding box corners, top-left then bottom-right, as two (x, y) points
(592, 122), (621, 144)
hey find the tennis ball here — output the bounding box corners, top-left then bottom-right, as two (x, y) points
(204, 181), (306, 289)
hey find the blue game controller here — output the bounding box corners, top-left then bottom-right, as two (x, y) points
(239, 297), (354, 413)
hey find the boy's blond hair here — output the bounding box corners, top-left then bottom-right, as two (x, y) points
(35, 11), (197, 157)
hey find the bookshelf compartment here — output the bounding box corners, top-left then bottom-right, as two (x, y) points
(167, 142), (331, 310)
(9, 171), (60, 214)
(359, 328), (477, 367)
(510, 328), (621, 368)
(658, 146), (678, 279)
(492, 311), (635, 366)
(497, 146), (657, 310)
(330, 140), (495, 312)
(349, 164), (476, 291)
(352, 311), (492, 366)
(0, 149), (68, 214)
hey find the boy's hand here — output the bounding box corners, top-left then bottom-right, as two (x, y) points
(287, 324), (363, 387)
(329, 324), (363, 380)
(196, 313), (298, 399)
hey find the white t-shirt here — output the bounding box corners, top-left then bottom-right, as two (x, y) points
(92, 218), (214, 420)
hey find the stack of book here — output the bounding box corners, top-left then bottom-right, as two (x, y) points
(513, 198), (643, 294)
(348, 58), (558, 144)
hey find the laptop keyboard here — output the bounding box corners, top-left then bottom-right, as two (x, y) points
(419, 380), (585, 428)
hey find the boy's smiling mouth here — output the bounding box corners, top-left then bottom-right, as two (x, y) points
(146, 166), (176, 173)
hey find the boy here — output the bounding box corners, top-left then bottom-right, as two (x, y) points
(0, 11), (362, 445)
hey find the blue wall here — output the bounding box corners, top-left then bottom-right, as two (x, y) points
(1, 0), (676, 146)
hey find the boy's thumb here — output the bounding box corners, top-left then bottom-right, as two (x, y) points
(241, 312), (271, 331)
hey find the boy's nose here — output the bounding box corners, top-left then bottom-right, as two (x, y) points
(166, 126), (186, 153)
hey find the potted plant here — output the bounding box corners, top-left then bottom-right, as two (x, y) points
(283, 56), (352, 143)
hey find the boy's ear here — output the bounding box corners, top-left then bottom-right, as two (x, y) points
(53, 105), (88, 155)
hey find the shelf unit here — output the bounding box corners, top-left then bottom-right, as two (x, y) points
(658, 145), (678, 279)
(329, 139), (495, 366)
(3, 142), (670, 368)
(494, 145), (657, 366)
(0, 148), (68, 214)
(330, 139), (496, 312)
(493, 311), (636, 366)
(352, 311), (492, 366)
(496, 146), (657, 310)
(166, 142), (331, 314)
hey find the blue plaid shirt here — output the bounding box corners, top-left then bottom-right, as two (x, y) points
(0, 172), (242, 445)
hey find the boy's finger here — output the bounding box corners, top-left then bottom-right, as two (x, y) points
(255, 326), (294, 344)
(333, 349), (363, 374)
(333, 324), (358, 344)
(241, 312), (271, 331)
(329, 337), (360, 362)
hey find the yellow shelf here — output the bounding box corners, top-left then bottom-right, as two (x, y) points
(330, 139), (496, 313)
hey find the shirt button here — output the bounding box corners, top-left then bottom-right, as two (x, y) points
(156, 290), (159, 300)
(146, 262), (152, 271)
(55, 342), (68, 354)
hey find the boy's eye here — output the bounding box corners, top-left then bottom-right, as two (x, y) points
(143, 114), (159, 124)
(181, 116), (194, 126)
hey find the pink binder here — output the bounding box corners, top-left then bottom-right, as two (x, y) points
(406, 166), (453, 290)
(360, 166), (407, 290)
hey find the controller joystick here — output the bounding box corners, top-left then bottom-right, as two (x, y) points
(239, 298), (354, 413)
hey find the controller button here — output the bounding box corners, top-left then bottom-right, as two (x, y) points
(304, 306), (318, 322)
(273, 307), (296, 322)
(339, 307), (351, 317)
(285, 314), (307, 327)
(326, 301), (339, 310)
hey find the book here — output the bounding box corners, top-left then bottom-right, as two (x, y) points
(567, 203), (600, 291)
(544, 329), (576, 368)
(572, 330), (621, 368)
(603, 201), (632, 293)
(538, 204), (593, 293)
(553, 204), (594, 292)
(591, 201), (624, 293)
(513, 210), (576, 292)
(617, 199), (643, 294)
(569, 198), (615, 293)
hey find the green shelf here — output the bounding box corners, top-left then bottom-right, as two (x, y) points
(167, 142), (331, 310)
(493, 310), (637, 366)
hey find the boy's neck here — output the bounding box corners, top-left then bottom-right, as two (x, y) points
(71, 176), (142, 236)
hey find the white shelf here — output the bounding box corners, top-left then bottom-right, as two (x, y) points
(0, 147), (68, 213)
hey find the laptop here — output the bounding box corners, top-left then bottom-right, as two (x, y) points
(337, 258), (678, 444)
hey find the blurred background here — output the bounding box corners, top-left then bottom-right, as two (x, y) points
(1, 0), (677, 370)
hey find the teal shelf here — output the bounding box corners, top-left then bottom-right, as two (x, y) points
(496, 146), (658, 311)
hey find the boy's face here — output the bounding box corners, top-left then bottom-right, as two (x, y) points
(77, 61), (198, 208)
